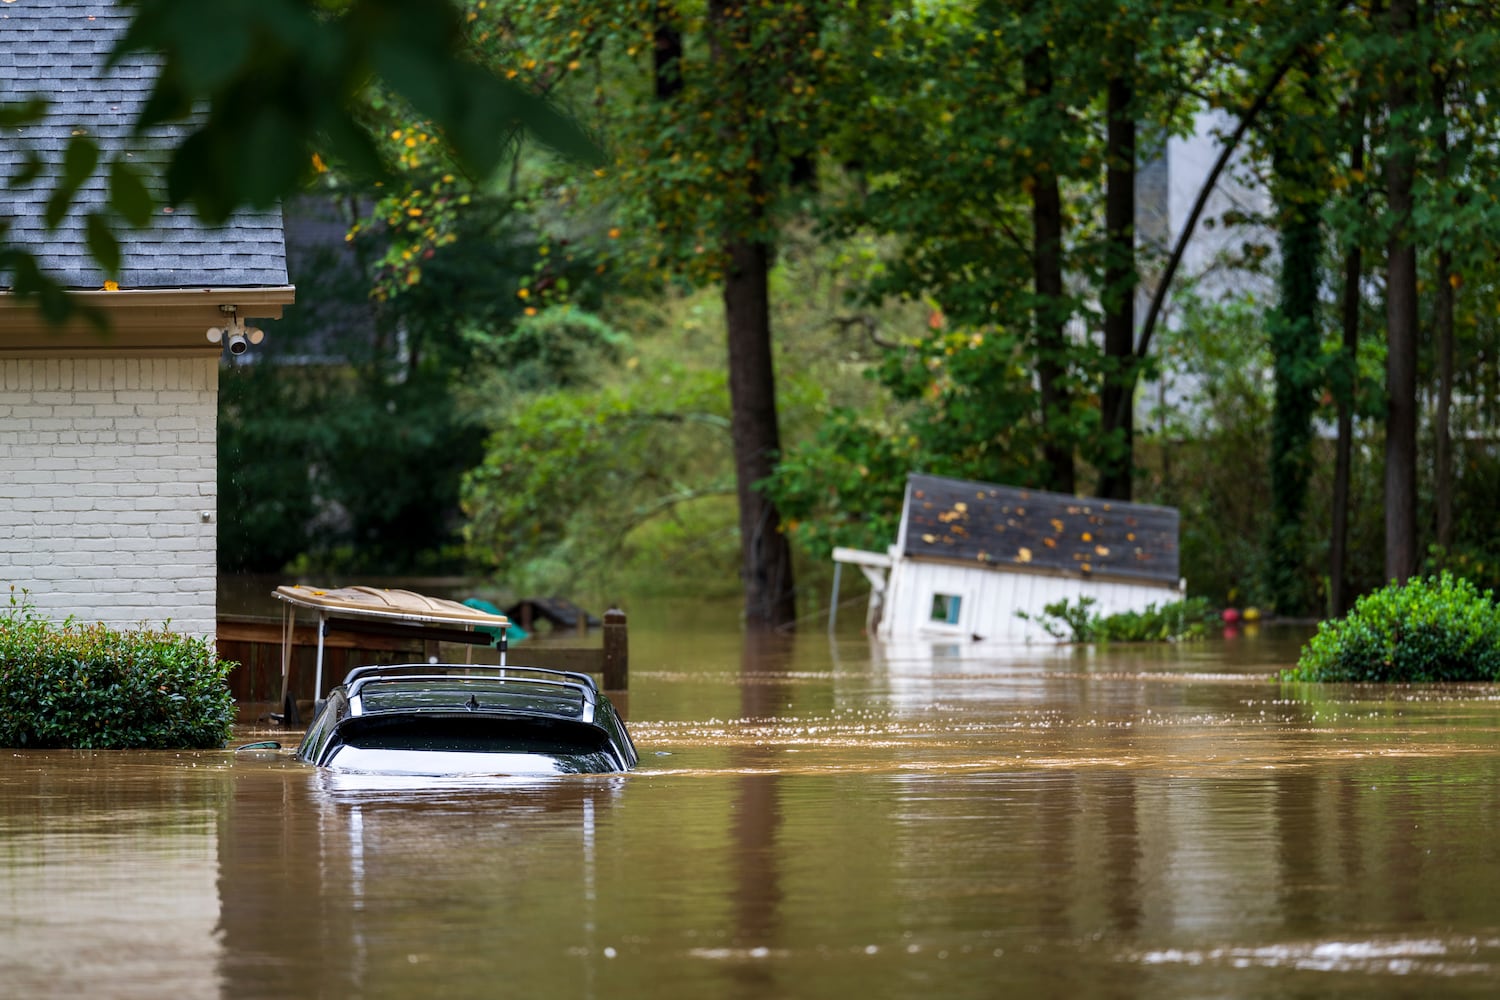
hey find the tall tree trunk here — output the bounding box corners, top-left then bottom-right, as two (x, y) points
(1024, 36), (1075, 495)
(1384, 0), (1420, 583)
(707, 0), (798, 629)
(1432, 37), (1455, 554)
(1434, 244), (1454, 551)
(724, 239), (797, 628)
(652, 6), (683, 101)
(1099, 65), (1136, 502)
(1267, 132), (1323, 616)
(1330, 116), (1365, 617)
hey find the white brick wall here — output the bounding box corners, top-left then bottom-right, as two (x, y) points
(0, 356), (219, 637)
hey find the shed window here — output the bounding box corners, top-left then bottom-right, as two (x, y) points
(930, 593), (962, 625)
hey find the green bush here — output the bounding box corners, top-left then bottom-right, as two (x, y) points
(1284, 573), (1500, 682)
(0, 592), (236, 749)
(1018, 596), (1213, 643)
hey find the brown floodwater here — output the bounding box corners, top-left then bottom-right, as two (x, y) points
(5, 605), (1500, 999)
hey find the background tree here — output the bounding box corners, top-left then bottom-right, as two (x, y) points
(1096, 17), (1141, 502)
(1328, 105), (1368, 616)
(1263, 58), (1329, 616)
(810, 1), (1104, 498)
(473, 0), (852, 627)
(34, 0), (1499, 621)
(703, 0), (802, 628)
(1382, 0), (1421, 584)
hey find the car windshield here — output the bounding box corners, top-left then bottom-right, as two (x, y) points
(356, 678), (586, 719)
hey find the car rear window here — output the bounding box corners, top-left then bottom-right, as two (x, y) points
(358, 678), (586, 719)
(338, 712), (610, 757)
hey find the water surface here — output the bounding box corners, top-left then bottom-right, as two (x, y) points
(4, 614), (1500, 998)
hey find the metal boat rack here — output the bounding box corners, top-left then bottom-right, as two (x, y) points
(272, 585), (513, 712)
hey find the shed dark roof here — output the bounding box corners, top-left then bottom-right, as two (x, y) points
(0, 0), (288, 290)
(900, 474), (1181, 586)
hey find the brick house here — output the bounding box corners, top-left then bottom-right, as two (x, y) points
(0, 0), (294, 636)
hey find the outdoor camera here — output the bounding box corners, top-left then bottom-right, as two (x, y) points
(205, 316), (265, 355)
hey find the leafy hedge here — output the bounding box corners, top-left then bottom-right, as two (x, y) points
(1018, 596), (1213, 643)
(0, 593), (236, 749)
(1284, 573), (1500, 682)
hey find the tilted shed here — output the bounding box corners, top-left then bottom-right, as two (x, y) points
(0, 0), (294, 636)
(834, 474), (1184, 643)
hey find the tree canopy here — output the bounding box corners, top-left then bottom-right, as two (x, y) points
(10, 0), (1500, 621)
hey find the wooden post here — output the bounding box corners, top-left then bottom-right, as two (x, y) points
(601, 608), (628, 692)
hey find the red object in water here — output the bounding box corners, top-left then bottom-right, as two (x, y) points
(1221, 607), (1241, 624)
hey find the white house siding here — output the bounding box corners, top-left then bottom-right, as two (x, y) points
(879, 559), (1182, 644)
(1166, 110), (1274, 291)
(1146, 111), (1278, 431)
(0, 356), (219, 637)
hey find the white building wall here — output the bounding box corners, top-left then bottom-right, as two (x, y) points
(0, 356), (219, 637)
(1166, 109), (1274, 293)
(879, 559), (1182, 644)
(1136, 110), (1278, 433)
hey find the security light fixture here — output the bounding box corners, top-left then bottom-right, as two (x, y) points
(205, 305), (265, 355)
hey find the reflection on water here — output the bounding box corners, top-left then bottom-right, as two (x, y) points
(0, 755), (225, 999)
(5, 614), (1500, 998)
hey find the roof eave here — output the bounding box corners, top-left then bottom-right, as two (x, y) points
(0, 285), (297, 355)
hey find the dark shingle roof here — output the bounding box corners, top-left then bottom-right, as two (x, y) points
(0, 0), (288, 289)
(900, 474), (1182, 586)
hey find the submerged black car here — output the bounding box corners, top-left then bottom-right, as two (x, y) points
(295, 664), (638, 776)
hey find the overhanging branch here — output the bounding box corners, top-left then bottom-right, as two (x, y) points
(1109, 19), (1330, 433)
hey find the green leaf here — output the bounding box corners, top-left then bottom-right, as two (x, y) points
(0, 97), (49, 128)
(85, 212), (121, 278)
(239, 108), (307, 207)
(63, 134), (101, 188)
(10, 149), (45, 189)
(43, 135), (101, 229)
(108, 159), (155, 227)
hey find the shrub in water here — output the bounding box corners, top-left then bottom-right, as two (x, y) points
(1018, 596), (1213, 643)
(0, 591), (236, 749)
(1284, 572), (1500, 682)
